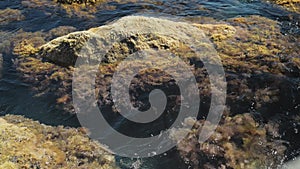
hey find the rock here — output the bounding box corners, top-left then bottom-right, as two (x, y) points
(19, 15), (299, 115)
(37, 31), (91, 66)
(0, 114), (118, 169)
(36, 16), (206, 67)
(14, 15), (300, 167)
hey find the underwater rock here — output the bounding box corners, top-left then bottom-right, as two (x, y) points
(0, 26), (78, 57)
(0, 114), (118, 169)
(46, 26), (77, 41)
(0, 8), (24, 25)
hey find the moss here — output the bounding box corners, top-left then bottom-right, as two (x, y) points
(0, 115), (118, 169)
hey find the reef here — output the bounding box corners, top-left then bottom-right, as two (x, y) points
(13, 16), (300, 168)
(0, 114), (118, 168)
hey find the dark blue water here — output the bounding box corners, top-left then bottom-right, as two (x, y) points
(0, 0), (299, 168)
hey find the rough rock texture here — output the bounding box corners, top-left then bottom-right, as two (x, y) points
(14, 16), (300, 168)
(0, 114), (118, 169)
(37, 31), (91, 66)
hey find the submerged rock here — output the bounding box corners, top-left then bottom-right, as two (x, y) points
(0, 8), (24, 25)
(0, 114), (118, 169)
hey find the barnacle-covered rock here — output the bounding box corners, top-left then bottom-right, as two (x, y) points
(0, 114), (118, 168)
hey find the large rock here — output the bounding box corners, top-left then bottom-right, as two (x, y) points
(36, 16), (211, 67)
(0, 114), (118, 169)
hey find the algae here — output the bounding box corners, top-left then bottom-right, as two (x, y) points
(172, 113), (287, 169)
(0, 114), (118, 169)
(12, 16), (300, 168)
(0, 8), (24, 25)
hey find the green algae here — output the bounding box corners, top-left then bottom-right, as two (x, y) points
(0, 115), (118, 169)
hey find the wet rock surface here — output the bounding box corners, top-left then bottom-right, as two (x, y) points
(0, 114), (118, 169)
(12, 15), (300, 168)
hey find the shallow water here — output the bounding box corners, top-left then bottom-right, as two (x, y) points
(0, 0), (300, 168)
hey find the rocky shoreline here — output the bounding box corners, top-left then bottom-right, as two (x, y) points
(10, 15), (299, 168)
(0, 0), (300, 167)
